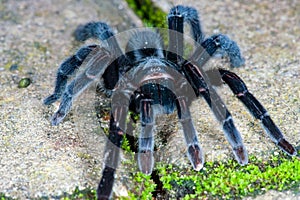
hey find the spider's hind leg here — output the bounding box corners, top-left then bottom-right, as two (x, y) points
(74, 21), (113, 42)
(74, 21), (123, 57)
(219, 68), (297, 156)
(168, 5), (204, 43)
(167, 5), (204, 63)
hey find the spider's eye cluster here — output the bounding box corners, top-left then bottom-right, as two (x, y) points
(125, 30), (164, 62)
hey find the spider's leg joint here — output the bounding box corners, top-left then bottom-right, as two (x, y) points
(259, 111), (270, 120)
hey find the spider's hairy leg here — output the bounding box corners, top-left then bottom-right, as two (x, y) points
(51, 47), (111, 125)
(219, 69), (297, 156)
(44, 45), (97, 105)
(168, 5), (204, 43)
(74, 21), (113, 42)
(176, 96), (204, 171)
(138, 99), (155, 174)
(183, 39), (248, 165)
(97, 86), (130, 199)
(205, 86), (248, 165)
(167, 8), (183, 63)
(207, 34), (245, 68)
(74, 21), (123, 57)
(98, 108), (127, 200)
(167, 5), (204, 63)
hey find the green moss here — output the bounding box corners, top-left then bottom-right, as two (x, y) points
(117, 132), (300, 199)
(0, 194), (14, 200)
(125, 172), (157, 200)
(125, 0), (167, 28)
(121, 134), (133, 153)
(156, 152), (300, 199)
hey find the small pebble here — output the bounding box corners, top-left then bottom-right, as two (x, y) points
(18, 78), (31, 88)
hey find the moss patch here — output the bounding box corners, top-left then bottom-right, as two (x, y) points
(125, 0), (167, 28)
(156, 152), (300, 199)
(0, 194), (14, 200)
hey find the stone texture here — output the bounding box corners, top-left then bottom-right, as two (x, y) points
(0, 0), (141, 198)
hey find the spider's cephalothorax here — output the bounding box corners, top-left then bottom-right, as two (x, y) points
(44, 5), (297, 199)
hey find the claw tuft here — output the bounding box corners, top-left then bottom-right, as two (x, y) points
(188, 144), (204, 171)
(277, 138), (297, 156)
(233, 146), (248, 166)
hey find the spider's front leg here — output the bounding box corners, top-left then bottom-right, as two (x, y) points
(98, 99), (128, 200)
(218, 68), (297, 156)
(44, 45), (98, 105)
(138, 99), (155, 174)
(97, 76), (135, 199)
(176, 96), (204, 170)
(183, 64), (248, 165)
(48, 47), (112, 125)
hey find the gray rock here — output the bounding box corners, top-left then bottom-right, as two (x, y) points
(0, 0), (141, 199)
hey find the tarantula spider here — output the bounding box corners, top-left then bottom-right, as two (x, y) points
(44, 5), (297, 199)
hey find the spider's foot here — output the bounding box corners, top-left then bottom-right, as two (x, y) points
(51, 110), (66, 126)
(188, 144), (204, 171)
(43, 94), (60, 105)
(138, 150), (154, 175)
(233, 146), (248, 165)
(277, 138), (297, 156)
